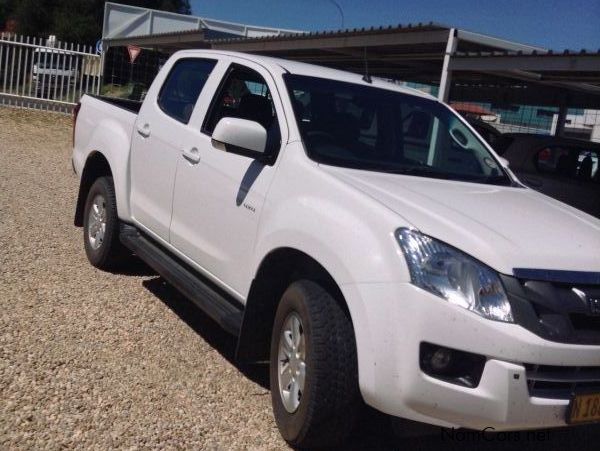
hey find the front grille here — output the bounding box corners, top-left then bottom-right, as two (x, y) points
(570, 313), (600, 332)
(525, 364), (600, 399)
(501, 271), (600, 345)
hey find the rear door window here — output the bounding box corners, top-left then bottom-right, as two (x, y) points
(157, 58), (217, 124)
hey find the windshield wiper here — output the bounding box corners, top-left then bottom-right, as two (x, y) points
(483, 175), (517, 187)
(374, 166), (513, 186)
(377, 166), (461, 180)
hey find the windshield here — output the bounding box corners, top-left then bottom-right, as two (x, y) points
(285, 74), (511, 185)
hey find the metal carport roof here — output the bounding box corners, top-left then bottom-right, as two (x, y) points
(101, 3), (600, 111)
(105, 22), (544, 84)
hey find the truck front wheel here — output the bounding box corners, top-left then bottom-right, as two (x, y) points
(270, 280), (360, 448)
(83, 176), (126, 270)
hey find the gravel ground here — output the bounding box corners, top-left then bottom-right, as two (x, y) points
(0, 108), (283, 450)
(1, 107), (599, 450)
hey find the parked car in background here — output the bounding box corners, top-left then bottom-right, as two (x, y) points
(496, 133), (600, 219)
(464, 117), (503, 149)
(32, 48), (78, 98)
(450, 102), (503, 149)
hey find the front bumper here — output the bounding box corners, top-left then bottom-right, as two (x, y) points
(341, 282), (600, 430)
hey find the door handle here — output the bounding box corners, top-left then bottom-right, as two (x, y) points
(136, 123), (151, 138)
(182, 147), (201, 164)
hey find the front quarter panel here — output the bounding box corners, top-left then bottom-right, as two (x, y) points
(253, 142), (412, 290)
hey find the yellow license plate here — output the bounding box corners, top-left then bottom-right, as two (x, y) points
(568, 393), (600, 424)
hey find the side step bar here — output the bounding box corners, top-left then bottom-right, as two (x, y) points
(119, 224), (244, 336)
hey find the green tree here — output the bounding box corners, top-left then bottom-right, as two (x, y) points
(0, 0), (191, 44)
(0, 0), (17, 28)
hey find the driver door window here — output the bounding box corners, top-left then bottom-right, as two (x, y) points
(202, 65), (281, 155)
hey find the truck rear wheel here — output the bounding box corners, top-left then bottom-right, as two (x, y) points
(83, 176), (126, 270)
(270, 279), (359, 449)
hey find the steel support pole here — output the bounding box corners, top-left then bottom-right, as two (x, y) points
(555, 102), (568, 137)
(438, 28), (457, 102)
(99, 41), (107, 95)
(428, 29), (458, 165)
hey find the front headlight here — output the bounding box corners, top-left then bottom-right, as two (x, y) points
(396, 228), (513, 323)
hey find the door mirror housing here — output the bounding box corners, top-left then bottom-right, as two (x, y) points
(211, 117), (267, 159)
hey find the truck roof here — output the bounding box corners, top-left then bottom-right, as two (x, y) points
(174, 49), (435, 100)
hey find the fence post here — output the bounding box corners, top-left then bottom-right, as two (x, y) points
(3, 34), (10, 93)
(65, 42), (74, 103)
(8, 34), (17, 93)
(15, 34), (23, 96)
(0, 33), (4, 103)
(58, 41), (66, 102)
(39, 40), (48, 100)
(78, 45), (85, 102)
(53, 41), (61, 100)
(73, 43), (80, 103)
(84, 45), (91, 96)
(21, 36), (30, 97)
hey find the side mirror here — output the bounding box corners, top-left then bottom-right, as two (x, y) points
(211, 117), (267, 158)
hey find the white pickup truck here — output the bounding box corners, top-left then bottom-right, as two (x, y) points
(73, 50), (600, 448)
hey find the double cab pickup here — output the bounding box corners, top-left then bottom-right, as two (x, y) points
(73, 50), (600, 448)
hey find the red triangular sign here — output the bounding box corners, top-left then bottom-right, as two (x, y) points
(127, 45), (141, 63)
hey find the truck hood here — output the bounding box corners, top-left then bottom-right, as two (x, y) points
(322, 166), (600, 275)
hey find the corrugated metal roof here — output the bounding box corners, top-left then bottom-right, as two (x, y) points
(454, 49), (600, 58)
(103, 1), (301, 43)
(206, 22), (448, 44)
(104, 28), (204, 42)
(103, 21), (449, 44)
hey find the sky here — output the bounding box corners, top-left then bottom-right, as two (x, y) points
(191, 0), (600, 50)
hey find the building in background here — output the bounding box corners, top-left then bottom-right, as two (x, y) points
(551, 110), (600, 141)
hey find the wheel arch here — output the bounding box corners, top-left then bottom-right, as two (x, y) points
(73, 115), (133, 227)
(235, 247), (352, 363)
(74, 151), (113, 227)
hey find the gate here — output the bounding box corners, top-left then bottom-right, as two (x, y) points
(0, 33), (102, 113)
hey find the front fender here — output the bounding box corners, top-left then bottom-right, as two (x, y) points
(253, 143), (411, 287)
(250, 143), (414, 391)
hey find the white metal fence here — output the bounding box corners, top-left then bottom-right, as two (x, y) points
(0, 33), (102, 113)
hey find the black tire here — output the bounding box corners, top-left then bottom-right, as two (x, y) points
(83, 176), (126, 270)
(270, 279), (360, 449)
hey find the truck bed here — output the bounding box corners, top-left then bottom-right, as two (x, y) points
(73, 94), (140, 186)
(87, 95), (143, 114)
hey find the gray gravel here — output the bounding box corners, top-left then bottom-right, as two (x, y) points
(0, 108), (283, 450)
(1, 107), (599, 450)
